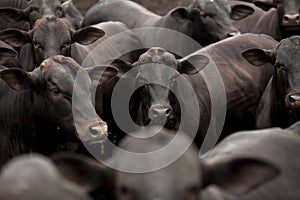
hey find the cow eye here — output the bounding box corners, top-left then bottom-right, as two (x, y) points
(137, 75), (148, 85)
(188, 185), (201, 195)
(33, 41), (43, 49)
(56, 6), (63, 12)
(29, 7), (38, 13)
(61, 41), (71, 49)
(51, 88), (61, 95)
(275, 62), (287, 71)
(170, 80), (177, 89)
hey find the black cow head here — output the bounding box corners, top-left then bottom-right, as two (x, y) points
(0, 55), (118, 144)
(169, 0), (253, 45)
(242, 36), (300, 126)
(50, 128), (279, 200)
(117, 47), (209, 129)
(276, 0), (300, 36)
(0, 0), (65, 28)
(0, 17), (105, 67)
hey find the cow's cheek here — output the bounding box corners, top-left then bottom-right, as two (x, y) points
(49, 94), (75, 134)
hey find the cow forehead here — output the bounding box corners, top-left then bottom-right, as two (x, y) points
(136, 48), (178, 80)
(33, 17), (71, 33)
(40, 56), (80, 81)
(195, 0), (230, 11)
(276, 37), (300, 65)
(30, 0), (61, 7)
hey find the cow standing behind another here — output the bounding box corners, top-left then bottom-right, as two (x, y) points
(0, 55), (118, 167)
(83, 0), (251, 48)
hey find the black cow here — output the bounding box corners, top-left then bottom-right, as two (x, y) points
(242, 36), (300, 129)
(229, 0), (300, 40)
(0, 55), (118, 166)
(0, 16), (104, 70)
(82, 0), (254, 47)
(0, 0), (83, 30)
(116, 34), (276, 145)
(71, 21), (143, 66)
(0, 154), (93, 200)
(50, 122), (300, 200)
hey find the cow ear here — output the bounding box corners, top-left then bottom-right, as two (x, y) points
(242, 48), (274, 66)
(0, 68), (33, 91)
(171, 7), (192, 23)
(230, 5), (255, 20)
(107, 58), (135, 74)
(72, 27), (105, 45)
(86, 65), (119, 86)
(0, 28), (30, 48)
(253, 1), (275, 11)
(52, 153), (114, 193)
(202, 158), (280, 195)
(0, 47), (18, 65)
(178, 54), (209, 75)
(0, 8), (29, 23)
(0, 65), (6, 71)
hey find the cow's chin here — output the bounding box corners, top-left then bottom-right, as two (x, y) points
(281, 26), (300, 37)
(286, 107), (300, 125)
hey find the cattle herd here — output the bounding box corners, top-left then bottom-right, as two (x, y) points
(0, 0), (300, 199)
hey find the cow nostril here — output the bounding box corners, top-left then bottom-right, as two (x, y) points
(90, 126), (100, 137)
(289, 95), (300, 103)
(165, 108), (171, 115)
(284, 16), (289, 22)
(227, 32), (240, 37)
(296, 16), (300, 21)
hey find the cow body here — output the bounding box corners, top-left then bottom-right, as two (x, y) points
(71, 21), (143, 66)
(83, 0), (243, 47)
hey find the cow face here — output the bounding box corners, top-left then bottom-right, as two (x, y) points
(276, 0), (300, 33)
(171, 0), (253, 45)
(243, 36), (300, 124)
(0, 0), (65, 28)
(0, 17), (105, 67)
(50, 129), (279, 200)
(127, 47), (208, 129)
(0, 55), (118, 144)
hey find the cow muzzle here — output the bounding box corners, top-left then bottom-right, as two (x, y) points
(286, 92), (300, 108)
(282, 13), (300, 27)
(149, 104), (172, 121)
(79, 120), (108, 144)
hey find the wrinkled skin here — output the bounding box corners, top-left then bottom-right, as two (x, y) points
(243, 36), (300, 128)
(0, 55), (116, 166)
(83, 0), (248, 47)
